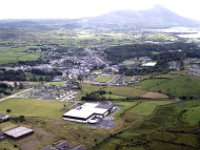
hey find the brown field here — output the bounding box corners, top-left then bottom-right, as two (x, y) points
(141, 92), (169, 99)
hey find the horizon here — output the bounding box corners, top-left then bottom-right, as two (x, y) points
(0, 0), (200, 21)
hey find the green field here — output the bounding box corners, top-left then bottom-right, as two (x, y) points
(183, 106), (200, 125)
(0, 46), (40, 64)
(44, 81), (65, 87)
(82, 84), (146, 98)
(129, 101), (173, 116)
(124, 76), (132, 83)
(113, 101), (139, 120)
(145, 33), (178, 41)
(94, 100), (200, 150)
(0, 122), (17, 131)
(103, 94), (126, 100)
(133, 72), (200, 98)
(95, 76), (112, 83)
(122, 60), (135, 65)
(0, 140), (19, 150)
(0, 99), (110, 149)
(0, 98), (70, 119)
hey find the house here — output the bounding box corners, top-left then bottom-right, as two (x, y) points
(0, 114), (9, 122)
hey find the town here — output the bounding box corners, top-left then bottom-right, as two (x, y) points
(0, 2), (200, 150)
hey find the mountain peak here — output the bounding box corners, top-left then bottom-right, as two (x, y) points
(88, 5), (199, 28)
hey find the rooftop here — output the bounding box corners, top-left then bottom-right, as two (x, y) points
(142, 62), (157, 67)
(64, 109), (94, 119)
(3, 126), (33, 138)
(95, 104), (114, 110)
(64, 103), (113, 119)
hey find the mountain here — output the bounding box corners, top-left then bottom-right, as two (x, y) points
(0, 5), (198, 29)
(79, 5), (200, 28)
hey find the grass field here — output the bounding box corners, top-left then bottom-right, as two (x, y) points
(103, 94), (126, 100)
(44, 82), (65, 87)
(183, 106), (200, 125)
(129, 101), (172, 116)
(145, 33), (177, 41)
(0, 122), (17, 131)
(122, 60), (135, 65)
(113, 101), (139, 120)
(0, 46), (40, 64)
(94, 100), (200, 150)
(141, 92), (169, 99)
(133, 72), (200, 98)
(0, 98), (70, 119)
(82, 84), (146, 98)
(0, 98), (110, 149)
(124, 76), (132, 83)
(95, 76), (112, 83)
(0, 140), (19, 150)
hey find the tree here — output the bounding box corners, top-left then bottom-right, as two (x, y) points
(19, 115), (25, 122)
(14, 82), (18, 88)
(6, 109), (11, 114)
(19, 83), (24, 89)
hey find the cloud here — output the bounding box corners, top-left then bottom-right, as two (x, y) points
(0, 0), (199, 20)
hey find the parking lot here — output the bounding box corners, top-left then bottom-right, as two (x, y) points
(89, 119), (117, 129)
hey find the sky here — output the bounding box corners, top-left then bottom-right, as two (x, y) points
(0, 0), (200, 20)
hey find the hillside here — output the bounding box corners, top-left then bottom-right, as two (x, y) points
(86, 5), (199, 28)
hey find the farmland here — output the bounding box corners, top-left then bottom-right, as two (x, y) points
(0, 98), (70, 119)
(0, 98), (109, 149)
(133, 72), (200, 98)
(0, 46), (40, 64)
(81, 84), (147, 98)
(94, 100), (200, 150)
(0, 98), (175, 150)
(44, 81), (65, 87)
(95, 76), (113, 83)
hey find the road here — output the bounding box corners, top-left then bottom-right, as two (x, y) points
(0, 88), (32, 102)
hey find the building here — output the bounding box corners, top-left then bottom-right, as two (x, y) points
(63, 103), (115, 123)
(0, 114), (9, 122)
(3, 126), (33, 139)
(41, 140), (84, 150)
(0, 131), (5, 139)
(142, 61), (157, 67)
(41, 146), (53, 150)
(55, 141), (71, 150)
(72, 145), (84, 150)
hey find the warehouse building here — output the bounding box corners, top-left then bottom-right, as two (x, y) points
(3, 126), (33, 139)
(63, 103), (115, 123)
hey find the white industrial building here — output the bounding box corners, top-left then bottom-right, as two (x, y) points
(3, 126), (33, 139)
(142, 61), (157, 67)
(63, 103), (114, 123)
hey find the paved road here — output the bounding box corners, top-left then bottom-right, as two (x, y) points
(0, 88), (32, 102)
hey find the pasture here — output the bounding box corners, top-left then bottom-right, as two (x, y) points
(133, 72), (200, 98)
(81, 84), (146, 98)
(95, 76), (112, 83)
(0, 46), (40, 64)
(94, 100), (200, 150)
(0, 98), (70, 119)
